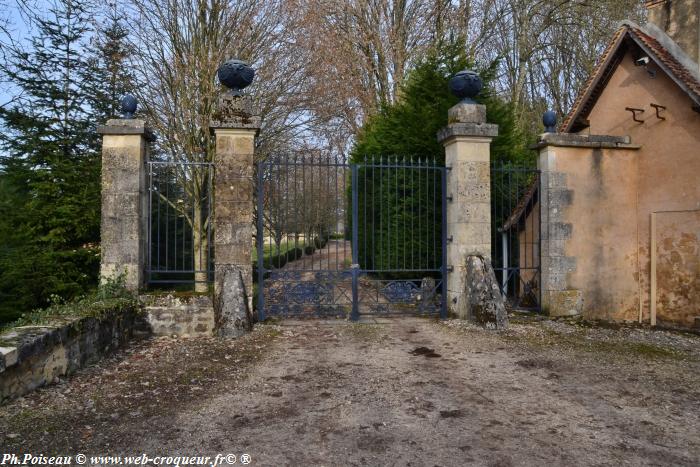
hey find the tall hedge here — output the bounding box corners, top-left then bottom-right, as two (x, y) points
(350, 43), (532, 275)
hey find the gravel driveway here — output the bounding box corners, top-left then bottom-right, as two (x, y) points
(1, 317), (699, 466)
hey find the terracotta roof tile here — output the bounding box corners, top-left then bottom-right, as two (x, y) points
(561, 24), (700, 133)
(629, 26), (700, 96)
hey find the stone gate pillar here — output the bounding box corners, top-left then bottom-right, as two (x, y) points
(438, 71), (499, 319)
(210, 89), (260, 337)
(97, 102), (152, 291)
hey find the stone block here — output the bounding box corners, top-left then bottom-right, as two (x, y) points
(448, 222), (490, 247)
(144, 295), (215, 337)
(544, 289), (583, 317)
(448, 203), (491, 224)
(549, 189), (574, 208)
(214, 266), (252, 338)
(448, 103), (487, 124)
(101, 166), (142, 193)
(456, 255), (507, 329)
(550, 222), (573, 239)
(0, 346), (18, 372)
(437, 123), (499, 143)
(214, 202), (251, 220)
(214, 245), (251, 265)
(215, 182), (254, 203)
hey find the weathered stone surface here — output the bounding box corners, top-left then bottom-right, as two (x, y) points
(448, 102), (487, 124)
(210, 95), (262, 130)
(457, 255), (507, 329)
(99, 119), (150, 291)
(544, 290), (583, 317)
(214, 266), (252, 338)
(531, 133), (637, 149)
(437, 123), (499, 142)
(210, 94), (260, 336)
(0, 306), (145, 404)
(142, 294), (215, 337)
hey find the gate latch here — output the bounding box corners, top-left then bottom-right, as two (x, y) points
(351, 264), (360, 269)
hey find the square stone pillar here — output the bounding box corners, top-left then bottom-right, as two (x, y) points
(438, 103), (498, 316)
(210, 94), (260, 337)
(97, 119), (152, 291)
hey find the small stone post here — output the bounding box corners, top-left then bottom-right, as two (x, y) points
(437, 70), (504, 326)
(97, 96), (152, 291)
(210, 60), (260, 337)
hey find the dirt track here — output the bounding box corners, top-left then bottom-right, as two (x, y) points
(2, 317), (700, 466)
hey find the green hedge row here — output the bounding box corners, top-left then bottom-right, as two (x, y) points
(253, 235), (330, 280)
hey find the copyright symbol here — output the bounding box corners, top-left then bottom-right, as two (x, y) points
(240, 454), (251, 465)
(75, 454), (87, 464)
(225, 454), (236, 464)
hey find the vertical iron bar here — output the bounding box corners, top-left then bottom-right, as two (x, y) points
(147, 163), (152, 286)
(537, 169), (542, 311)
(156, 165), (161, 276)
(208, 164), (213, 282)
(440, 166), (448, 319)
(351, 163), (360, 321)
(257, 161), (265, 321)
(302, 156), (306, 271)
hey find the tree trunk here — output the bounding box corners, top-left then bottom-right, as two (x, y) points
(192, 199), (209, 293)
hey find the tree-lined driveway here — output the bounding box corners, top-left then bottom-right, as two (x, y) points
(2, 317), (700, 466)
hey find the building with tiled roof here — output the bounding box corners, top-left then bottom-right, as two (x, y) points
(512, 0), (700, 328)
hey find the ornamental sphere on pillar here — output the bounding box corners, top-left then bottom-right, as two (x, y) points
(120, 94), (137, 119)
(217, 59), (255, 96)
(448, 70), (483, 104)
(543, 110), (557, 133)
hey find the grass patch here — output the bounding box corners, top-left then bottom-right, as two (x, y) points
(252, 241), (308, 262)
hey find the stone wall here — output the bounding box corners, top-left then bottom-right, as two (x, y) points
(142, 294), (216, 337)
(0, 307), (144, 404)
(537, 134), (642, 320)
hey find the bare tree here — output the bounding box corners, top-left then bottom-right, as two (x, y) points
(126, 0), (314, 289)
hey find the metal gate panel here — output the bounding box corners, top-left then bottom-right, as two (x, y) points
(256, 153), (447, 320)
(490, 164), (542, 311)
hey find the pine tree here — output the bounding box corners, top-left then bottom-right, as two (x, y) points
(350, 42), (532, 275)
(0, 0), (133, 323)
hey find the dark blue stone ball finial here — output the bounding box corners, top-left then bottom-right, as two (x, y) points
(543, 110), (557, 133)
(120, 94), (137, 119)
(217, 59), (255, 96)
(449, 70), (483, 104)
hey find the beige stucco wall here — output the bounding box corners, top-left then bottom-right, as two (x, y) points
(653, 210), (700, 327)
(562, 49), (700, 323)
(541, 146), (642, 320)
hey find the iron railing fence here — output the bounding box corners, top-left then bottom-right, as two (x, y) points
(490, 163), (542, 311)
(147, 161), (214, 287)
(256, 153), (447, 319)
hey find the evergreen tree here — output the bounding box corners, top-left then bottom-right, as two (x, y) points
(350, 42), (532, 275)
(0, 0), (133, 323)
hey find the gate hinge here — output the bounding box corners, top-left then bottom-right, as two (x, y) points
(447, 235), (453, 243)
(447, 194), (453, 202)
(447, 266), (454, 273)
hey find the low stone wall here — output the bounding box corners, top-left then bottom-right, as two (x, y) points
(0, 306), (145, 404)
(142, 294), (216, 337)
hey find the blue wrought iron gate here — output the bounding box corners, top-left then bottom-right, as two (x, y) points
(490, 164), (542, 311)
(256, 153), (447, 320)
